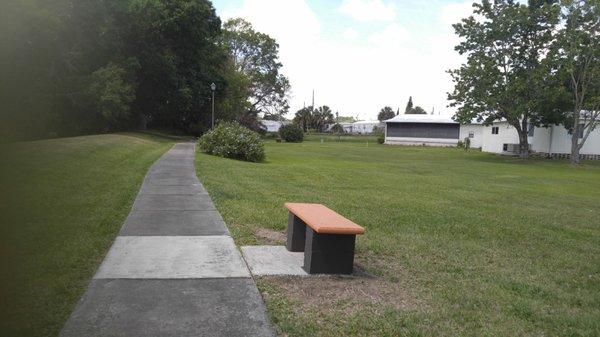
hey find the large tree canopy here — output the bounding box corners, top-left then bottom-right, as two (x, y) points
(378, 106), (396, 121)
(0, 1), (290, 140)
(448, 0), (561, 158)
(221, 18), (290, 120)
(548, 0), (600, 164)
(293, 106), (334, 132)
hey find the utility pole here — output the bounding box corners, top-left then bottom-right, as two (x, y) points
(311, 90), (314, 109)
(210, 83), (216, 129)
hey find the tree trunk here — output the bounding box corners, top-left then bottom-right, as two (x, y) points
(516, 120), (530, 159)
(518, 131), (530, 159)
(570, 129), (580, 165)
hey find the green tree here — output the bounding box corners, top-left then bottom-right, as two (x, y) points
(550, 0), (600, 165)
(406, 106), (427, 114)
(293, 107), (314, 132)
(448, 0), (561, 158)
(330, 123), (344, 134)
(312, 106), (334, 132)
(88, 61), (139, 131)
(378, 106), (396, 121)
(222, 18), (290, 121)
(404, 96), (413, 113)
(335, 115), (356, 123)
(1, 0), (229, 138)
(125, 0), (225, 134)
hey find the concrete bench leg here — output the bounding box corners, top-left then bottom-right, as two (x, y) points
(303, 227), (356, 274)
(286, 213), (306, 252)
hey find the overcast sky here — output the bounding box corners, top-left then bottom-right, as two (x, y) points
(212, 0), (477, 120)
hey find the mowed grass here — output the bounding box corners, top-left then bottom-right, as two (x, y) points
(196, 139), (600, 337)
(0, 133), (174, 337)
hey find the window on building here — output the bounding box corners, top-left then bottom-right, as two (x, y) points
(492, 127), (499, 135)
(528, 123), (535, 137)
(503, 144), (508, 152)
(468, 131), (474, 138)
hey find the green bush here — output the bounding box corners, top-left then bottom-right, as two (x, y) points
(457, 137), (471, 150)
(198, 122), (265, 162)
(330, 123), (344, 134)
(373, 127), (385, 144)
(279, 124), (304, 142)
(464, 137), (471, 150)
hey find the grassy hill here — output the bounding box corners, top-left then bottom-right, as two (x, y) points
(0, 133), (174, 337)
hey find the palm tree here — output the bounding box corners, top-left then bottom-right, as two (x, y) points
(293, 107), (313, 131)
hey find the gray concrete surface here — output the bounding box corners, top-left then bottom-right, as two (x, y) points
(61, 142), (275, 337)
(61, 279), (275, 337)
(142, 177), (202, 186)
(95, 236), (250, 279)
(139, 184), (207, 195)
(120, 210), (227, 236)
(132, 194), (216, 210)
(241, 245), (308, 276)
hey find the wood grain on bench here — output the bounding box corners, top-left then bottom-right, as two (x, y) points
(284, 203), (365, 235)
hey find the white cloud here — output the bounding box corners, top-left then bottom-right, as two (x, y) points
(338, 0), (396, 22)
(225, 0), (467, 120)
(440, 1), (477, 27)
(367, 23), (410, 47)
(342, 27), (359, 40)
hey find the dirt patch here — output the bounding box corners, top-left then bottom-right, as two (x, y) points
(259, 258), (418, 317)
(253, 227), (286, 245)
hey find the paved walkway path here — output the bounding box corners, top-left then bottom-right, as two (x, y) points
(61, 143), (275, 337)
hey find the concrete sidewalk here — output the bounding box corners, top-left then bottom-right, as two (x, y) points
(61, 143), (275, 337)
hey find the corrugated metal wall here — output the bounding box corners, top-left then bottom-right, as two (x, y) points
(387, 123), (460, 139)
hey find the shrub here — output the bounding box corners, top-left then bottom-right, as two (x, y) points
(373, 127), (385, 144)
(457, 137), (471, 150)
(197, 122), (265, 162)
(330, 123), (344, 134)
(279, 124), (304, 142)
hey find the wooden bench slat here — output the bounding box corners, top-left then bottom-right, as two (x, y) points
(284, 203), (365, 235)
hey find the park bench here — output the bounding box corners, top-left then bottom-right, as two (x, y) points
(284, 202), (365, 274)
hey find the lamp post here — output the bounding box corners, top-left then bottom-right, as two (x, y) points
(210, 82), (216, 129)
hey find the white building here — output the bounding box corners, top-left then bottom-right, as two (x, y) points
(383, 114), (600, 159)
(384, 114), (461, 146)
(260, 120), (284, 133)
(327, 120), (383, 134)
(351, 120), (383, 134)
(479, 121), (600, 158)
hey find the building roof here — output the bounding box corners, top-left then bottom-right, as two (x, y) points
(353, 120), (381, 125)
(384, 114), (457, 124)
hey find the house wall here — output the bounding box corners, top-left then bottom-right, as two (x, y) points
(547, 125), (600, 155)
(481, 122), (520, 154)
(530, 126), (551, 153)
(261, 121), (282, 132)
(352, 123), (377, 134)
(480, 122), (600, 156)
(459, 124), (483, 148)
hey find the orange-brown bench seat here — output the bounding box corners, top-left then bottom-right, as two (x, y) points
(284, 203), (365, 274)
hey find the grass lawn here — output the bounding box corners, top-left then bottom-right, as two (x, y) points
(196, 139), (600, 337)
(0, 133), (174, 337)
(304, 132), (380, 143)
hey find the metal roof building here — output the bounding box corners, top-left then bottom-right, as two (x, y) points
(383, 114), (462, 146)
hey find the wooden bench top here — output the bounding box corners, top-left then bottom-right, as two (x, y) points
(284, 203), (365, 235)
